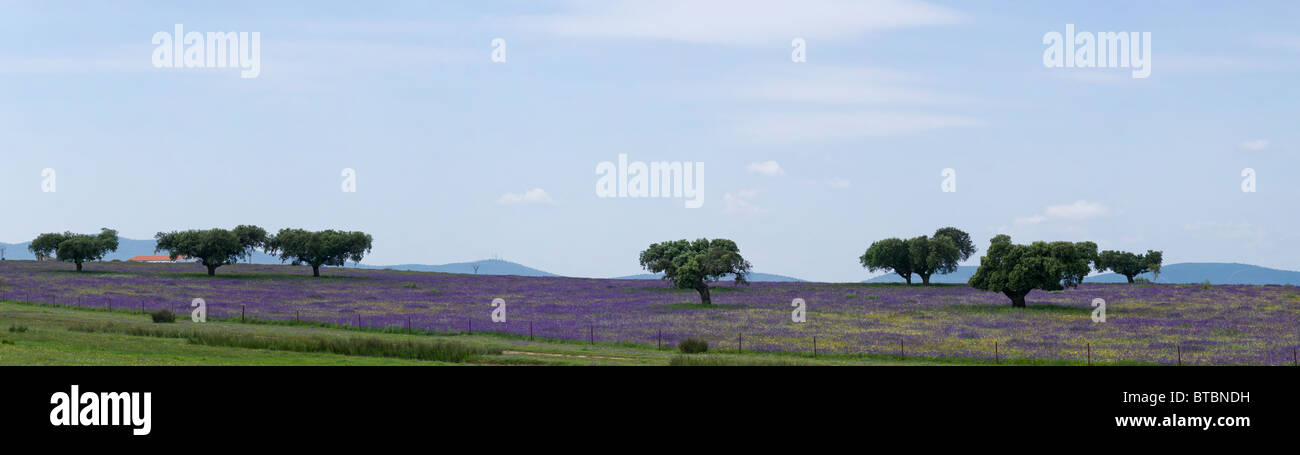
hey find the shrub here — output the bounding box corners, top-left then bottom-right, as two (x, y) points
(678, 337), (708, 354)
(151, 309), (177, 323)
(1200, 280), (1212, 290)
(8, 325), (28, 333)
(1134, 277), (1151, 284)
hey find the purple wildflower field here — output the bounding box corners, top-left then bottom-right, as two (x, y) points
(2, 260), (1297, 364)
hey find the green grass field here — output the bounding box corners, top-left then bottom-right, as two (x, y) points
(0, 299), (1071, 366)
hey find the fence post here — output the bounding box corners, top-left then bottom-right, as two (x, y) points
(994, 341), (998, 365)
(467, 318), (472, 335)
(813, 336), (818, 358)
(1087, 342), (1091, 366)
(296, 310), (300, 322)
(900, 339), (905, 361)
(738, 333), (743, 354)
(588, 325), (594, 345)
(241, 304), (245, 322)
(1177, 344), (1182, 366)
(529, 321), (533, 340)
(657, 329), (662, 350)
(407, 316), (412, 333)
(356, 313), (361, 328)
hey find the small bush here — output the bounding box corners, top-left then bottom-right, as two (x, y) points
(401, 282), (419, 289)
(8, 325), (28, 333)
(151, 309), (177, 323)
(1200, 280), (1212, 290)
(678, 338), (708, 354)
(1134, 277), (1151, 284)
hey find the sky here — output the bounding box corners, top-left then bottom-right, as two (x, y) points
(1, 0), (1297, 282)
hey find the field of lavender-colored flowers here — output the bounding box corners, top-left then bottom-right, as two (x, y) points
(2, 260), (1297, 364)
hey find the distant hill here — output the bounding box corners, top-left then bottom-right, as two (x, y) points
(1088, 263), (1300, 285)
(355, 259), (558, 277)
(864, 266), (977, 284)
(0, 238), (280, 263)
(615, 272), (804, 282)
(863, 263), (1300, 286)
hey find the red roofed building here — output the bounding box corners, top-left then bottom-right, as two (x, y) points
(128, 255), (188, 263)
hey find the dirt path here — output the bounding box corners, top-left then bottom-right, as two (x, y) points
(501, 350), (644, 361)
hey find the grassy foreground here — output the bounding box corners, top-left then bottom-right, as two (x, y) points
(0, 299), (1019, 366)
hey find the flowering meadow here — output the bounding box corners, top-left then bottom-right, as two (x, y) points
(1, 260), (1297, 365)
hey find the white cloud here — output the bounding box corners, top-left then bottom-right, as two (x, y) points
(826, 178), (852, 189)
(515, 0), (964, 45)
(1013, 214), (1046, 225)
(1239, 139), (1270, 151)
(734, 111), (983, 143)
(746, 161), (785, 176)
(1044, 200), (1109, 220)
(723, 189), (763, 216)
(1015, 200), (1108, 226)
(497, 188), (554, 205)
(736, 66), (975, 106)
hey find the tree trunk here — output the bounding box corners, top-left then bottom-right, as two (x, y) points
(899, 272), (912, 285)
(1125, 275), (1135, 283)
(312, 265), (321, 277)
(207, 264), (217, 276)
(75, 261), (83, 272)
(1004, 291), (1027, 308)
(695, 284), (711, 305)
(920, 273), (931, 285)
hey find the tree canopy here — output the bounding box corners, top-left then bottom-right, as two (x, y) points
(638, 238), (751, 305)
(933, 226), (977, 261)
(154, 228), (248, 276)
(233, 225), (269, 263)
(264, 229), (373, 277)
(28, 232), (68, 261)
(861, 227), (976, 284)
(29, 228), (119, 271)
(860, 237), (914, 283)
(967, 235), (1098, 307)
(1095, 249), (1163, 283)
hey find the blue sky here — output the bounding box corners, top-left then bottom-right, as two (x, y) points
(1, 0), (1297, 282)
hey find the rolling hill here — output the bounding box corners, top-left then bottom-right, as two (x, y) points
(355, 259), (558, 277)
(614, 272), (804, 282)
(1088, 263), (1300, 285)
(0, 239), (280, 263)
(863, 263), (1300, 285)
